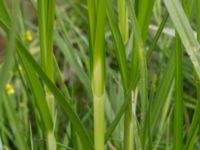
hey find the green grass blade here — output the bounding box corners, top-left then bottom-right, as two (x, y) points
(106, 0), (129, 91)
(0, 0), (10, 27)
(2, 0), (200, 149)
(16, 42), (93, 150)
(92, 0), (107, 96)
(153, 106), (173, 150)
(151, 51), (175, 130)
(87, 0), (96, 48)
(0, 0), (18, 94)
(37, 0), (48, 70)
(186, 74), (200, 149)
(174, 33), (183, 150)
(18, 52), (53, 129)
(1, 91), (28, 150)
(126, 0), (148, 147)
(185, 0), (200, 148)
(106, 1), (134, 149)
(127, 0), (148, 113)
(105, 94), (130, 142)
(53, 56), (70, 98)
(164, 0), (200, 79)
(128, 11), (169, 95)
(18, 51), (56, 150)
(0, 8), (93, 150)
(124, 97), (133, 150)
(118, 0), (129, 44)
(38, 2), (56, 144)
(137, 0), (156, 41)
(197, 0), (200, 42)
(54, 32), (91, 95)
(46, 0), (56, 81)
(147, 12), (169, 60)
(91, 0), (107, 149)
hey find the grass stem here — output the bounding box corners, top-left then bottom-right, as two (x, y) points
(173, 33), (183, 150)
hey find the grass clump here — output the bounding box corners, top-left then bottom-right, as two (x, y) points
(1, 0), (200, 150)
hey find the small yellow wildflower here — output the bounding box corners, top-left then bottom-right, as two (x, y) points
(6, 84), (15, 95)
(25, 31), (33, 41)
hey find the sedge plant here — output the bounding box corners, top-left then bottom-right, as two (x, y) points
(87, 0), (107, 149)
(37, 0), (56, 149)
(1, 0), (200, 150)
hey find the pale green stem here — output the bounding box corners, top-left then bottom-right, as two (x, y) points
(93, 94), (105, 150)
(92, 58), (105, 150)
(124, 99), (133, 150)
(38, 0), (56, 149)
(90, 0), (107, 148)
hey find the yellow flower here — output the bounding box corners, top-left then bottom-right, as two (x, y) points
(6, 84), (15, 95)
(25, 31), (33, 41)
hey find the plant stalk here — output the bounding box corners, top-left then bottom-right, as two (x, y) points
(37, 0), (56, 149)
(124, 96), (133, 150)
(173, 33), (183, 150)
(118, 0), (129, 44)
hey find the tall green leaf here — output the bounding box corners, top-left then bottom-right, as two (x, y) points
(174, 33), (183, 150)
(164, 0), (200, 79)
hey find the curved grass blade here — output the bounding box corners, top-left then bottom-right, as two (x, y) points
(105, 2), (171, 145)
(0, 0), (18, 95)
(126, 0), (148, 147)
(147, 12), (169, 60)
(18, 52), (54, 141)
(105, 94), (130, 141)
(16, 43), (93, 150)
(151, 51), (175, 132)
(0, 8), (93, 150)
(54, 32), (91, 95)
(107, 1), (133, 149)
(106, 0), (129, 91)
(186, 0), (200, 148)
(137, 0), (156, 41)
(0, 0), (10, 27)
(164, 0), (200, 79)
(1, 91), (28, 150)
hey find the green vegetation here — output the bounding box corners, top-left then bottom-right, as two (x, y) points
(1, 0), (200, 149)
